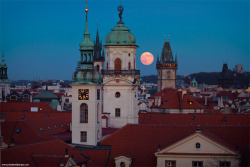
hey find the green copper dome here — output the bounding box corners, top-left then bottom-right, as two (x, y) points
(105, 22), (137, 46)
(72, 69), (102, 85)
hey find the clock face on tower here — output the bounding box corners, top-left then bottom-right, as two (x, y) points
(167, 70), (171, 76)
(78, 89), (89, 100)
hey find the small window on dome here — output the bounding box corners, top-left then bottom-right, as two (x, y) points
(115, 92), (121, 98)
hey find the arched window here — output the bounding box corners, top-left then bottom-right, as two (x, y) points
(115, 58), (122, 70)
(80, 103), (88, 123)
(84, 54), (87, 62)
(128, 62), (131, 70)
(96, 65), (100, 72)
(106, 62), (109, 70)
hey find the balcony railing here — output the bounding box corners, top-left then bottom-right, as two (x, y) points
(101, 70), (140, 76)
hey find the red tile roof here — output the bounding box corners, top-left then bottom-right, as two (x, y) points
(1, 111), (71, 121)
(138, 113), (250, 125)
(150, 88), (203, 109)
(0, 102), (53, 112)
(81, 124), (249, 167)
(2, 115), (71, 145)
(2, 139), (87, 166)
(102, 128), (119, 136)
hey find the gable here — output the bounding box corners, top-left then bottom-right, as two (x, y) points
(157, 132), (235, 155)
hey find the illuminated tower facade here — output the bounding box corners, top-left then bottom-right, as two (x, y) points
(156, 41), (178, 92)
(71, 3), (102, 146)
(102, 5), (140, 128)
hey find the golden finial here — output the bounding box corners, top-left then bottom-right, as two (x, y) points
(85, 0), (88, 12)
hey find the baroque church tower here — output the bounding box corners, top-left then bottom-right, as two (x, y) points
(102, 5), (140, 128)
(0, 52), (10, 102)
(71, 3), (102, 146)
(156, 41), (178, 92)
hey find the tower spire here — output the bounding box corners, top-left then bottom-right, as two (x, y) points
(84, 0), (90, 38)
(79, 0), (94, 51)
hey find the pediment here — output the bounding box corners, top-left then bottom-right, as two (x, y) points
(156, 132), (236, 156)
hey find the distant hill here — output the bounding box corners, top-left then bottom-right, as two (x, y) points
(141, 71), (249, 88)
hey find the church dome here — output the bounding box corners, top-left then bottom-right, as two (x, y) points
(72, 69), (102, 85)
(105, 22), (137, 46)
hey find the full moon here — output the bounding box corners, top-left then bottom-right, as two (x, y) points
(140, 52), (154, 65)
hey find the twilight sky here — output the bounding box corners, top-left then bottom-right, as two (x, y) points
(0, 0), (249, 80)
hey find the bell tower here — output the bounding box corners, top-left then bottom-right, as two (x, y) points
(0, 51), (10, 102)
(156, 41), (178, 92)
(102, 5), (140, 128)
(71, 2), (102, 146)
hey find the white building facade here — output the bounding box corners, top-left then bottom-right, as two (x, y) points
(102, 7), (140, 128)
(71, 5), (102, 146)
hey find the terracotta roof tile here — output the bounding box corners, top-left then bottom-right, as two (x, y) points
(81, 124), (249, 167)
(2, 139), (87, 166)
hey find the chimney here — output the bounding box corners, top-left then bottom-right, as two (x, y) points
(148, 99), (153, 108)
(158, 144), (161, 152)
(65, 148), (69, 158)
(60, 158), (64, 167)
(158, 96), (161, 106)
(182, 89), (187, 100)
(196, 124), (201, 133)
(205, 96), (207, 106)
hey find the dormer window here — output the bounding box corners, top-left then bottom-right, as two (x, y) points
(114, 156), (132, 167)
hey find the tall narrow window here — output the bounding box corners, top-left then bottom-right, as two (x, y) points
(97, 103), (100, 123)
(128, 62), (131, 70)
(80, 131), (87, 142)
(80, 103), (88, 123)
(96, 65), (100, 72)
(107, 62), (109, 70)
(115, 108), (120, 117)
(97, 89), (100, 100)
(115, 58), (122, 70)
(134, 58), (135, 69)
